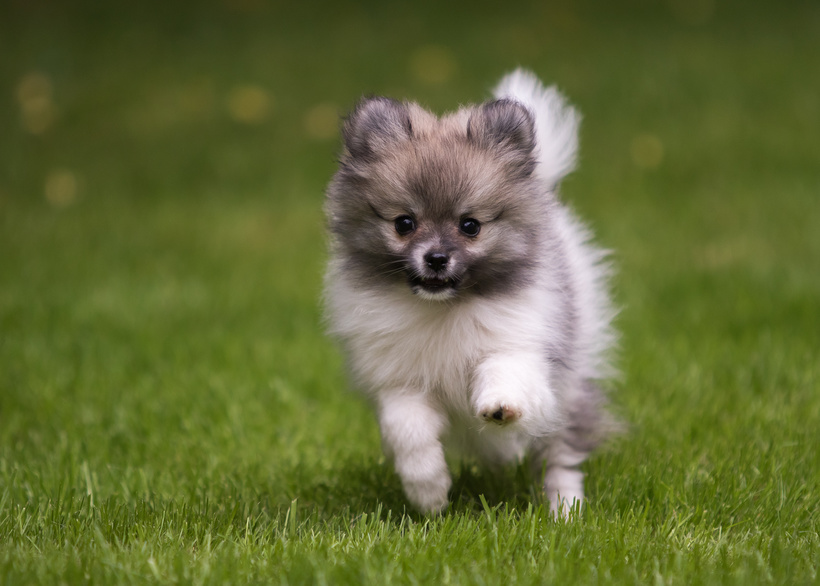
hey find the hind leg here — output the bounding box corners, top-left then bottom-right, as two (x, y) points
(542, 379), (609, 518)
(543, 439), (587, 518)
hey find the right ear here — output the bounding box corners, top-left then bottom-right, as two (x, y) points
(342, 97), (413, 160)
(467, 98), (535, 156)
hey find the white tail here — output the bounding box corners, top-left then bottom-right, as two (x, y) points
(493, 69), (580, 191)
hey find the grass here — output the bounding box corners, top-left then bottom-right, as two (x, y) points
(1, 0), (819, 583)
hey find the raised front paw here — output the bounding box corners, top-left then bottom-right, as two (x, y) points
(478, 402), (522, 425)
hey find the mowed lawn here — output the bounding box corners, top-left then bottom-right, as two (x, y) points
(1, 0), (819, 583)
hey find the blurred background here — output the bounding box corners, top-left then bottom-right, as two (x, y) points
(4, 0), (817, 212)
(1, 0), (818, 509)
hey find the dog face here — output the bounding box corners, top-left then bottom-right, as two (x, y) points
(326, 97), (552, 300)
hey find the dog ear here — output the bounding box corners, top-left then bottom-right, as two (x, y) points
(467, 99), (536, 157)
(342, 97), (413, 160)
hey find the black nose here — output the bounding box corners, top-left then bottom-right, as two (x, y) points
(424, 251), (449, 272)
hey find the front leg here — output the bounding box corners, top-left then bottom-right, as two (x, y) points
(378, 391), (451, 514)
(471, 352), (561, 436)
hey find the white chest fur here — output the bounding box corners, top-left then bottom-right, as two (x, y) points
(325, 265), (563, 415)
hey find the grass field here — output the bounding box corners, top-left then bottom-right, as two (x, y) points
(1, 0), (819, 583)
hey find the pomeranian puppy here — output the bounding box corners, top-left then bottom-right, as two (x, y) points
(324, 69), (615, 516)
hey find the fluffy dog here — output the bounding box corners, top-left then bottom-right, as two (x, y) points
(324, 69), (616, 515)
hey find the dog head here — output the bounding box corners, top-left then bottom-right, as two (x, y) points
(327, 96), (551, 300)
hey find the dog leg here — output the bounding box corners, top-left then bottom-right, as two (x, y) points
(378, 391), (451, 514)
(544, 439), (586, 519)
(471, 352), (560, 436)
(543, 379), (608, 518)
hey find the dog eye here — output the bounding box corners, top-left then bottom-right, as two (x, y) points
(394, 215), (416, 236)
(459, 218), (481, 237)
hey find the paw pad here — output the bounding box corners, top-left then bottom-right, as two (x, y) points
(480, 404), (521, 425)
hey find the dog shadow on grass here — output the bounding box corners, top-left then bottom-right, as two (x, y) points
(282, 455), (549, 524)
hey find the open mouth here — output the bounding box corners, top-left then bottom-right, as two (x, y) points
(409, 275), (460, 293)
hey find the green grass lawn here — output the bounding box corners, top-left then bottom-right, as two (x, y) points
(1, 0), (819, 583)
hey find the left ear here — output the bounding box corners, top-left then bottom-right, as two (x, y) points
(467, 99), (536, 156)
(342, 96), (413, 160)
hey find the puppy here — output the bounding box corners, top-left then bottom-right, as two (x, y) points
(324, 69), (616, 516)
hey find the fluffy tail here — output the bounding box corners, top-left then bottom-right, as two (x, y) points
(493, 68), (580, 191)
